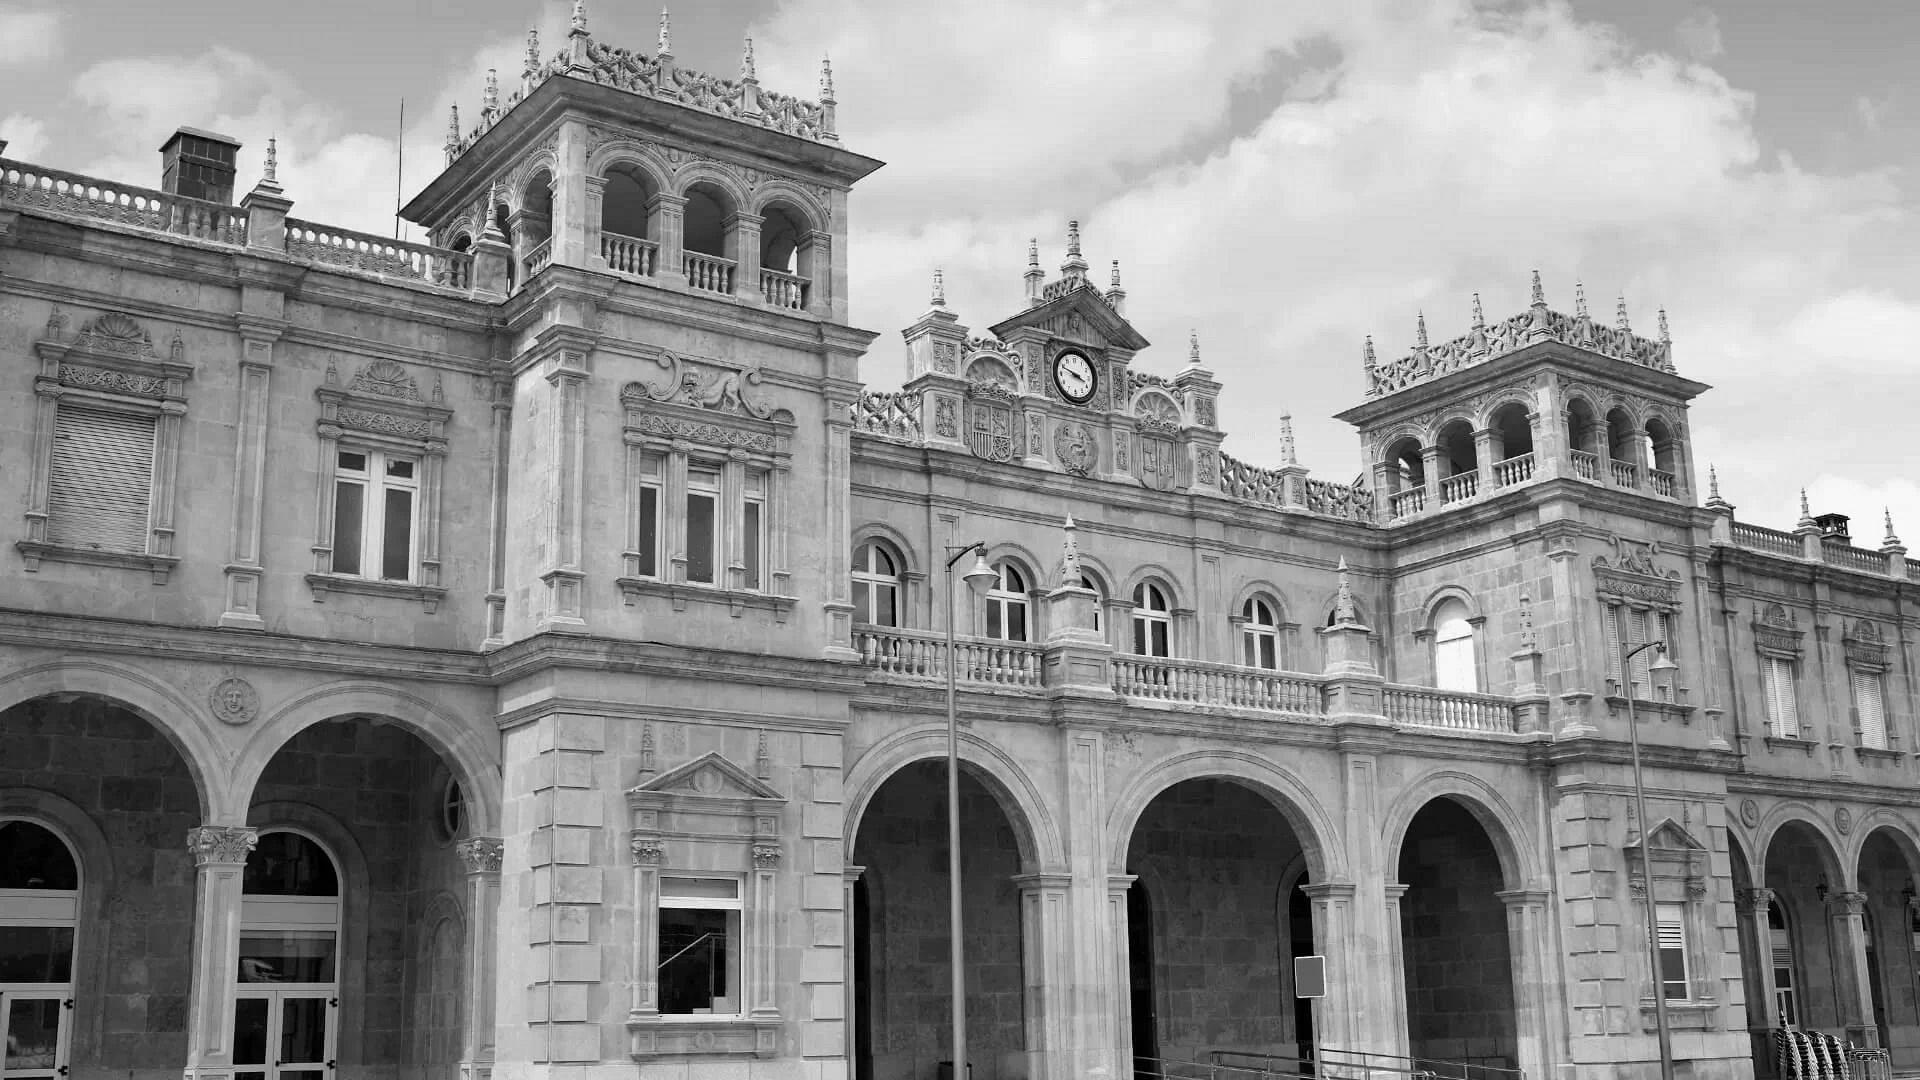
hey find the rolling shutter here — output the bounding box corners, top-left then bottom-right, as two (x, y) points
(1854, 669), (1887, 750)
(46, 404), (155, 554)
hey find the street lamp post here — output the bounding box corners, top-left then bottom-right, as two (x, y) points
(1623, 638), (1682, 1080)
(943, 541), (998, 1080)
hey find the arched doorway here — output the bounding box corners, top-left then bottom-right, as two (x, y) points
(1124, 778), (1315, 1070)
(1856, 827), (1919, 1064)
(1396, 798), (1518, 1073)
(0, 819), (80, 1079)
(234, 829), (342, 1080)
(1764, 822), (1847, 1040)
(849, 760), (1030, 1080)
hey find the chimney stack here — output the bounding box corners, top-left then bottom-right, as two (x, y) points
(159, 127), (242, 205)
(1813, 512), (1851, 544)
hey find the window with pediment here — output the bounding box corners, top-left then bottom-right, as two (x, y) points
(1592, 547), (1684, 702)
(308, 358), (452, 611)
(17, 310), (193, 582)
(627, 752), (785, 1058)
(1752, 603), (1804, 739)
(1846, 618), (1893, 751)
(1133, 393), (1181, 491)
(617, 353), (795, 616)
(1626, 819), (1711, 1007)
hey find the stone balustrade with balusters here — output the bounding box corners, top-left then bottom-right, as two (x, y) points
(601, 230), (656, 277)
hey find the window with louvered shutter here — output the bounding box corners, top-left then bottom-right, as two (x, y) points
(1605, 604), (1624, 689)
(46, 404), (156, 554)
(1770, 918), (1799, 1025)
(1854, 668), (1888, 750)
(1656, 903), (1689, 1001)
(1764, 657), (1800, 738)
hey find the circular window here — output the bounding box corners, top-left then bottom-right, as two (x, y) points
(436, 777), (465, 843)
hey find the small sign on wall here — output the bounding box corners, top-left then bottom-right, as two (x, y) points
(1295, 955), (1327, 998)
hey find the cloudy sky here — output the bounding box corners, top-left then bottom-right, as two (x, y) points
(4, 0), (1917, 538)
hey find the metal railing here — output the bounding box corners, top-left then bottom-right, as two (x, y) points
(1208, 1049), (1525, 1080)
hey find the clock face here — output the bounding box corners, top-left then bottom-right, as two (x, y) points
(1053, 351), (1098, 405)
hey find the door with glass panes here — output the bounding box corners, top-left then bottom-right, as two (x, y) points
(232, 831), (341, 1080)
(0, 821), (79, 1080)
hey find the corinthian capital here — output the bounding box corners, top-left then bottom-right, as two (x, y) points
(457, 836), (505, 874)
(186, 825), (258, 866)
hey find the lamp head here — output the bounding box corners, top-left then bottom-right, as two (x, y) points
(962, 550), (998, 596)
(1650, 643), (1679, 674)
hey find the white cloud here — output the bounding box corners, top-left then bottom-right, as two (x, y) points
(1675, 8), (1723, 62)
(0, 6), (59, 67)
(0, 113), (47, 160)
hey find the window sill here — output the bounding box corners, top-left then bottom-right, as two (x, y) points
(1639, 998), (1720, 1032)
(16, 540), (178, 583)
(305, 573), (447, 613)
(626, 1013), (781, 1059)
(1855, 745), (1904, 765)
(1764, 735), (1818, 756)
(616, 576), (796, 622)
(1601, 694), (1695, 723)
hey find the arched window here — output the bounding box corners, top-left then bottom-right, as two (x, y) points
(1081, 575), (1104, 634)
(1769, 904), (1798, 1026)
(852, 542), (902, 627)
(0, 820), (79, 1079)
(1132, 583), (1171, 657)
(1432, 598), (1477, 692)
(436, 776), (465, 843)
(235, 831), (342, 1080)
(1243, 597), (1280, 669)
(985, 563), (1029, 642)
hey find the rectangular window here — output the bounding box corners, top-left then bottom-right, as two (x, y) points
(46, 403), (157, 554)
(1855, 668), (1888, 750)
(329, 449), (418, 581)
(743, 471), (766, 591)
(1605, 604), (1624, 689)
(1244, 631), (1277, 670)
(1435, 636), (1477, 693)
(636, 454), (662, 578)
(1771, 925), (1797, 1025)
(1628, 608), (1652, 698)
(1656, 903), (1690, 1002)
(658, 876), (743, 1017)
(685, 468), (719, 585)
(1764, 656), (1800, 738)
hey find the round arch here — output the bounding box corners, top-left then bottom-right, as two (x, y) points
(0, 659), (228, 821)
(1106, 749), (1343, 880)
(851, 522), (919, 579)
(586, 143), (674, 192)
(1119, 562), (1190, 613)
(1418, 585), (1483, 632)
(1755, 805), (1850, 887)
(1476, 392), (1538, 432)
(843, 725), (1066, 875)
(246, 803), (369, 1066)
(0, 789), (116, 1056)
(981, 542), (1047, 591)
(1379, 772), (1538, 890)
(670, 163), (754, 211)
(234, 683), (501, 836)
(1849, 813), (1920, 877)
(1374, 426), (1427, 459)
(1229, 578), (1293, 623)
(751, 182), (829, 236)
(1075, 553), (1117, 597)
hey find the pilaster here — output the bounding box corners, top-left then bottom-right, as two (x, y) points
(219, 316), (281, 630)
(1826, 890), (1878, 1047)
(1061, 727), (1121, 1080)
(822, 389), (860, 660)
(729, 211), (764, 302)
(549, 121), (588, 268)
(182, 825), (259, 1080)
(1734, 887), (1781, 1038)
(1498, 888), (1557, 1080)
(458, 837), (504, 1080)
(524, 325), (595, 634)
(1014, 872), (1075, 1080)
(1300, 882), (1361, 1054)
(525, 714), (606, 1065)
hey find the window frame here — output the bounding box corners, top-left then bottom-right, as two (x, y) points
(1762, 655), (1800, 739)
(656, 876), (746, 1018)
(851, 541), (903, 627)
(326, 447), (422, 584)
(1853, 666), (1889, 751)
(18, 310), (193, 582)
(0, 818), (81, 1080)
(985, 562), (1031, 643)
(1430, 597), (1478, 693)
(1131, 582), (1172, 658)
(1241, 597), (1280, 670)
(1654, 901), (1691, 1003)
(310, 358), (452, 612)
(233, 829), (343, 1080)
(618, 385), (796, 618)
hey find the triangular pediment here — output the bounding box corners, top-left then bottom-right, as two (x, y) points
(989, 282), (1151, 352)
(629, 752), (786, 801)
(1627, 817), (1703, 851)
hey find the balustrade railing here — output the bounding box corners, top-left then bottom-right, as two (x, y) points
(1648, 467), (1676, 497)
(1730, 522), (1800, 557)
(1, 159), (247, 245)
(601, 230), (656, 277)
(523, 236), (554, 277)
(852, 626), (1042, 688)
(761, 267), (808, 310)
(1389, 488), (1426, 518)
(684, 251), (736, 294)
(1383, 684), (1517, 733)
(284, 219), (472, 289)
(1571, 449), (1600, 481)
(1609, 459), (1639, 488)
(1438, 472), (1477, 504)
(1492, 452), (1535, 488)
(1112, 656), (1324, 715)
(1824, 541), (1890, 575)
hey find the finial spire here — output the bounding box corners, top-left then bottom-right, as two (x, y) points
(1574, 281), (1588, 318)
(1885, 508), (1904, 552)
(571, 0), (586, 32)
(1110, 259), (1122, 288)
(820, 55), (835, 100)
(741, 37), (756, 80)
(1415, 310), (1428, 349)
(1708, 464), (1720, 500)
(1797, 488), (1815, 528)
(445, 104), (460, 152)
(658, 9), (672, 54)
(930, 267), (945, 308)
(264, 137), (278, 183)
(1335, 557), (1357, 624)
(1279, 412), (1297, 465)
(1658, 307), (1670, 344)
(1530, 268), (1545, 306)
(1061, 513), (1081, 586)
(527, 27), (541, 73)
(1189, 329), (1201, 365)
(1363, 335), (1376, 371)
(484, 68), (499, 113)
(1471, 292), (1484, 329)
(1061, 220), (1087, 278)
(1616, 294), (1631, 333)
(1067, 220), (1082, 257)
(1027, 238), (1039, 269)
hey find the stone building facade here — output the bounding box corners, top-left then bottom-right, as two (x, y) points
(0, 12), (1914, 1080)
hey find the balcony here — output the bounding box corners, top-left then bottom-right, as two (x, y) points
(684, 251), (736, 295)
(1608, 459), (1639, 488)
(1438, 472), (1477, 504)
(1492, 452), (1535, 488)
(1571, 450), (1600, 481)
(1389, 488), (1426, 519)
(760, 267), (808, 310)
(854, 628), (1521, 735)
(602, 230), (657, 277)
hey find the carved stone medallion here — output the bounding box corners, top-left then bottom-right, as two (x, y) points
(1739, 798), (1759, 828)
(1836, 806), (1853, 836)
(1054, 421), (1096, 477)
(209, 677), (259, 726)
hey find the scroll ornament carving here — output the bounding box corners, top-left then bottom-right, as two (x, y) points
(348, 359), (423, 401)
(1591, 551), (1682, 605)
(1054, 421), (1097, 477)
(1195, 396), (1216, 429)
(633, 413), (775, 453)
(58, 364), (168, 398)
(208, 677), (259, 726)
(187, 825), (258, 866)
(751, 844), (782, 868)
(74, 311), (161, 358)
(457, 837), (504, 873)
(1753, 603), (1803, 655)
(338, 408), (432, 440)
(933, 341), (958, 374)
(631, 837), (666, 865)
(627, 352), (776, 419)
(1845, 619), (1890, 667)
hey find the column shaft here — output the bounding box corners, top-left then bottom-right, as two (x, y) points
(182, 826), (258, 1080)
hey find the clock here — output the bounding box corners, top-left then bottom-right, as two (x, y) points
(1052, 351), (1098, 405)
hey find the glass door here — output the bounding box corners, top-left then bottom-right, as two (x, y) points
(233, 990), (334, 1080)
(0, 991), (70, 1080)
